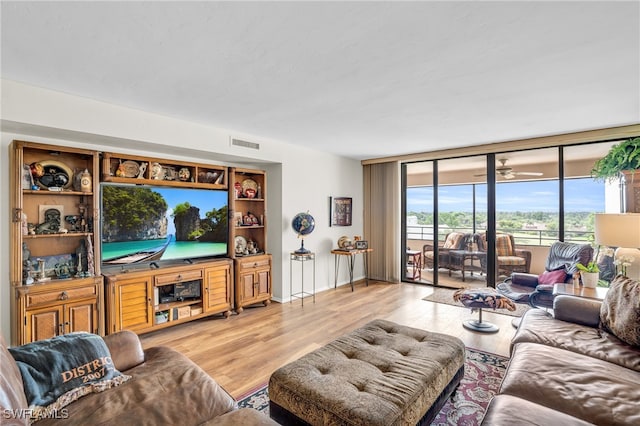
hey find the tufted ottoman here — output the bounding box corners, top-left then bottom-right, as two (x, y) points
(268, 319), (465, 425)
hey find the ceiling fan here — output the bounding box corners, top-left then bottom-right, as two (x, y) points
(475, 159), (544, 180)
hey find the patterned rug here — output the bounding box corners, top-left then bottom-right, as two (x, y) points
(237, 348), (509, 425)
(422, 287), (530, 318)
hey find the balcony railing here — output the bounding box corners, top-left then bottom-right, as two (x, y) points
(407, 225), (593, 246)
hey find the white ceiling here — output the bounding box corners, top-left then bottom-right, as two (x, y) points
(1, 1), (639, 161)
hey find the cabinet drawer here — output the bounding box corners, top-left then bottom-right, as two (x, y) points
(155, 269), (203, 286)
(26, 286), (97, 307)
(238, 257), (271, 270)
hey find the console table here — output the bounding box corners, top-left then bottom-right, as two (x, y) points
(290, 252), (315, 306)
(331, 248), (372, 291)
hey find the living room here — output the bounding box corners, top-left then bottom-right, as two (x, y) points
(2, 1), (639, 425)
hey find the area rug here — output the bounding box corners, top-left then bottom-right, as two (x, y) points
(422, 287), (530, 318)
(236, 348), (509, 425)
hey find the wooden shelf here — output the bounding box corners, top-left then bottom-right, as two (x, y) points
(155, 298), (202, 312)
(23, 190), (93, 196)
(24, 232), (92, 239)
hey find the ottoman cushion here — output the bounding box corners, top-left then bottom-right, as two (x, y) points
(269, 319), (465, 426)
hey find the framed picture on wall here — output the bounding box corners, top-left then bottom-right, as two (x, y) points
(330, 196), (352, 226)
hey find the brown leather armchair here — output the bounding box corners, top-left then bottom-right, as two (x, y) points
(497, 241), (594, 309)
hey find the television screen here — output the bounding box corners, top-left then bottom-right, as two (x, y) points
(101, 184), (228, 265)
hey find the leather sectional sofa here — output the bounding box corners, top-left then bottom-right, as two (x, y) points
(1, 330), (276, 425)
(482, 288), (640, 425)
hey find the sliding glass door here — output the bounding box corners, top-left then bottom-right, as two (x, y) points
(405, 156), (487, 288)
(402, 139), (622, 288)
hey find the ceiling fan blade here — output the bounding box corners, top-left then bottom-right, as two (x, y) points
(512, 171), (543, 176)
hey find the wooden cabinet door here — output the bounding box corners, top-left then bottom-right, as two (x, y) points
(240, 272), (257, 301)
(25, 305), (64, 342)
(204, 265), (232, 316)
(66, 300), (98, 334)
(114, 276), (153, 332)
(256, 268), (271, 298)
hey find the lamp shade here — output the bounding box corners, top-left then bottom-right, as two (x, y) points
(595, 213), (640, 248)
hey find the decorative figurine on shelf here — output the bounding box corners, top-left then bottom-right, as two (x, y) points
(30, 162), (44, 180)
(36, 208), (61, 234)
(115, 162), (126, 177)
(178, 167), (191, 181)
(21, 212), (28, 235)
(80, 169), (92, 193)
(22, 243), (34, 285)
(150, 162), (163, 180)
(36, 258), (49, 282)
(137, 162), (147, 179)
(244, 212), (259, 226)
(85, 235), (95, 276)
(247, 240), (258, 255)
(55, 262), (71, 279)
(65, 215), (81, 232)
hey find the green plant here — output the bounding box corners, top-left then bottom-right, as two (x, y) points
(576, 261), (600, 273)
(591, 137), (640, 183)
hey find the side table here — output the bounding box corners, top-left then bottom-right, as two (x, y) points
(331, 248), (372, 291)
(553, 283), (609, 301)
(290, 252), (315, 305)
(406, 250), (422, 280)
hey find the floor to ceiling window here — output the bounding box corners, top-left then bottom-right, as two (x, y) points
(403, 139), (621, 288)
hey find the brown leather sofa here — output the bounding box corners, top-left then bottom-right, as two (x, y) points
(481, 295), (640, 426)
(1, 331), (276, 425)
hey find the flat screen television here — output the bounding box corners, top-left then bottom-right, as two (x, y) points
(100, 183), (229, 266)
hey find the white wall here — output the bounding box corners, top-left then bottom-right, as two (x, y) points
(1, 80), (365, 342)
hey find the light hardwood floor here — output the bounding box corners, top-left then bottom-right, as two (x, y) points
(139, 280), (518, 399)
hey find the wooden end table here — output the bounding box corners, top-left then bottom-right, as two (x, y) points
(406, 250), (422, 280)
(331, 248), (372, 291)
(552, 283), (609, 301)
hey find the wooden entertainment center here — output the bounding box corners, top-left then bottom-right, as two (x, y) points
(9, 140), (271, 345)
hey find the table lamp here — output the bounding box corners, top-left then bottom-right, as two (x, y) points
(595, 213), (640, 279)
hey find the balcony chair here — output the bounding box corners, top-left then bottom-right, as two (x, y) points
(422, 232), (469, 271)
(478, 233), (532, 276)
(496, 241), (594, 310)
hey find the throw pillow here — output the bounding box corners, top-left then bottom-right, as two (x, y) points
(600, 275), (640, 347)
(538, 268), (567, 284)
(8, 332), (131, 422)
(443, 232), (465, 249)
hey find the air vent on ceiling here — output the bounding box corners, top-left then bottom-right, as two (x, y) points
(230, 138), (260, 150)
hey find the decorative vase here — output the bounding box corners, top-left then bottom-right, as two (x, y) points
(581, 271), (599, 288)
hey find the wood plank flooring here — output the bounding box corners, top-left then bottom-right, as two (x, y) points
(139, 280), (517, 399)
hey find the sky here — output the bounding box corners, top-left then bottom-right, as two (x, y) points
(407, 178), (605, 213)
(153, 187), (228, 234)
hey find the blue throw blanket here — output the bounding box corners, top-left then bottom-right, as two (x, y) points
(9, 332), (131, 422)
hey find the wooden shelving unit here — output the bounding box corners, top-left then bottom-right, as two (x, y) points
(9, 140), (104, 345)
(230, 167), (272, 312)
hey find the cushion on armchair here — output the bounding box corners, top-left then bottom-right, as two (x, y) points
(538, 268), (567, 284)
(600, 275), (640, 347)
(442, 232), (466, 249)
(495, 234), (513, 256)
